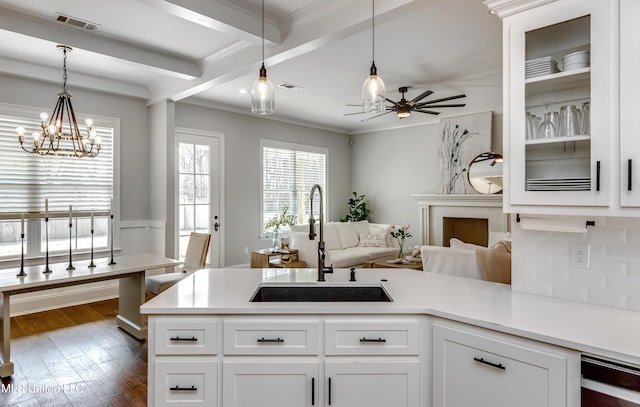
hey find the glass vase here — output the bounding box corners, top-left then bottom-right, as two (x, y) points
(397, 240), (404, 259)
(272, 229), (280, 251)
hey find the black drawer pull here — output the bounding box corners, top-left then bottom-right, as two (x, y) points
(360, 337), (386, 343)
(311, 377), (315, 405)
(257, 337), (284, 343)
(170, 336), (197, 342)
(629, 159), (633, 191)
(596, 160), (601, 192)
(474, 357), (506, 370)
(170, 385), (197, 391)
(328, 377), (332, 406)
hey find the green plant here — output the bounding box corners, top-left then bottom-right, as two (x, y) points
(340, 192), (370, 222)
(264, 205), (296, 232)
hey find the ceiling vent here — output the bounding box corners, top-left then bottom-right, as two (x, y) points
(56, 14), (99, 31)
(278, 83), (303, 91)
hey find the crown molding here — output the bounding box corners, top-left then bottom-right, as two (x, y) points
(483, 0), (559, 18)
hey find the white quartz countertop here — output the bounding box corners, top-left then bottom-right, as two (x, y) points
(141, 267), (640, 365)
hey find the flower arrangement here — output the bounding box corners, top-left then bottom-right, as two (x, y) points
(264, 206), (296, 250)
(390, 224), (412, 259)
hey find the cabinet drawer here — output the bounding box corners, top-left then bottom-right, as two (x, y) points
(155, 317), (218, 355)
(325, 320), (420, 355)
(154, 359), (217, 407)
(433, 322), (579, 407)
(223, 320), (320, 355)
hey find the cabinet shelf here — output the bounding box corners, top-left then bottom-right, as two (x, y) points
(525, 134), (590, 146)
(525, 67), (590, 96)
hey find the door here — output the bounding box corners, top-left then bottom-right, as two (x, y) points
(176, 130), (222, 267)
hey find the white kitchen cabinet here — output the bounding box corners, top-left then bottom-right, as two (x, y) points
(324, 360), (420, 407)
(433, 321), (580, 407)
(222, 360), (318, 407)
(620, 0), (640, 207)
(490, 0), (615, 214)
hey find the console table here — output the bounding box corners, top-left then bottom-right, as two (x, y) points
(0, 253), (180, 377)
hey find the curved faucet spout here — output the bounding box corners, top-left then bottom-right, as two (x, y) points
(309, 184), (332, 281)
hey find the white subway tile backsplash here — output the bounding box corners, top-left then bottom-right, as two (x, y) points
(513, 216), (640, 313)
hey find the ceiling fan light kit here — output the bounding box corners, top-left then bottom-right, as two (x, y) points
(251, 0), (275, 115)
(362, 0), (385, 113)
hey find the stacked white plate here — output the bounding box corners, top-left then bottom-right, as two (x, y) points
(525, 56), (560, 78)
(526, 177), (590, 191)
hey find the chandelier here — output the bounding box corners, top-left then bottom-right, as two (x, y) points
(16, 45), (101, 158)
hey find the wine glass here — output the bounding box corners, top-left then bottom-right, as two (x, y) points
(537, 102), (557, 139)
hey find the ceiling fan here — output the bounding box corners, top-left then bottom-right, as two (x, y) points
(346, 86), (466, 121)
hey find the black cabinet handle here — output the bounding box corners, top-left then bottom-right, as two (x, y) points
(474, 357), (506, 371)
(257, 337), (284, 343)
(170, 336), (197, 342)
(328, 377), (332, 406)
(629, 159), (633, 191)
(596, 160), (601, 192)
(360, 337), (386, 343)
(311, 377), (315, 405)
(170, 385), (197, 391)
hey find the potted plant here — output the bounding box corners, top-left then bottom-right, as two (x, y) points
(264, 206), (296, 251)
(390, 224), (412, 259)
(340, 192), (370, 222)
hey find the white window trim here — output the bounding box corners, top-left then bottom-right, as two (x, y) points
(260, 138), (329, 239)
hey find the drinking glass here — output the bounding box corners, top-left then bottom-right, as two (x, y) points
(580, 101), (590, 135)
(537, 103), (557, 139)
(559, 105), (580, 137)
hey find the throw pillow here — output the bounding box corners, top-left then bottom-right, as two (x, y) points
(370, 224), (393, 247)
(353, 220), (371, 236)
(335, 222), (359, 249)
(449, 238), (486, 251)
(358, 233), (387, 248)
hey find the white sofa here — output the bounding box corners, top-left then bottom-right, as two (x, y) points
(288, 220), (399, 268)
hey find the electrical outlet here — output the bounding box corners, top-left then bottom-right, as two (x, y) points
(243, 247), (249, 255)
(570, 243), (590, 269)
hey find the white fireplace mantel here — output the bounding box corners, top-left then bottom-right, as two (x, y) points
(410, 194), (508, 246)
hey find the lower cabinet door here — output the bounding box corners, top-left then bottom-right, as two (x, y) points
(223, 360), (318, 407)
(433, 323), (578, 407)
(324, 360), (420, 407)
(154, 359), (217, 406)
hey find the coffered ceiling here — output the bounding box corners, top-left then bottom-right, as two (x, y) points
(0, 0), (503, 134)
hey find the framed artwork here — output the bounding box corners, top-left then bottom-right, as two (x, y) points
(437, 111), (492, 194)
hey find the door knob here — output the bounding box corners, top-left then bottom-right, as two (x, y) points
(214, 222), (220, 231)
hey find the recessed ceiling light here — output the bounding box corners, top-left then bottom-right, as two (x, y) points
(238, 88), (249, 94)
(278, 83), (303, 91)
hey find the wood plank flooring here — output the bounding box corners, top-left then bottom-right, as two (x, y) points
(0, 299), (147, 407)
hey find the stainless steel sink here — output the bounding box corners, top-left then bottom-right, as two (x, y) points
(250, 283), (393, 302)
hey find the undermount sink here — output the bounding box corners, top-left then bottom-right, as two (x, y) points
(250, 283), (393, 302)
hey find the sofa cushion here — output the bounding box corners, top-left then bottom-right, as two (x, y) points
(327, 247), (370, 268)
(358, 233), (387, 247)
(449, 238), (486, 250)
(323, 222), (342, 250)
(335, 222), (359, 249)
(364, 247), (398, 259)
(353, 220), (371, 235)
(370, 224), (394, 247)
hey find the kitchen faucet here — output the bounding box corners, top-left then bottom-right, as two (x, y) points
(309, 184), (333, 281)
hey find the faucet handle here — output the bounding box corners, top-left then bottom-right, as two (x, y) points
(349, 268), (356, 282)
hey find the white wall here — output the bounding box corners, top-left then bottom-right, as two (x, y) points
(351, 113), (503, 250)
(512, 215), (640, 313)
(175, 102), (352, 266)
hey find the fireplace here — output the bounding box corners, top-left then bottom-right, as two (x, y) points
(411, 194), (508, 247)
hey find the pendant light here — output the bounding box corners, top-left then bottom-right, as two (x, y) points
(362, 0), (386, 113)
(251, 0), (275, 115)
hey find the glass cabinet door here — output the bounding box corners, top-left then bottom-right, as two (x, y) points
(506, 0), (611, 209)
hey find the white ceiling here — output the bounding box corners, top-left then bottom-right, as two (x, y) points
(0, 0), (503, 134)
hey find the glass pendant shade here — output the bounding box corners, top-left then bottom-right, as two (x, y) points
(362, 62), (386, 113)
(251, 64), (275, 115)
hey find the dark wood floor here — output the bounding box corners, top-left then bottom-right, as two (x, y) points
(0, 299), (147, 407)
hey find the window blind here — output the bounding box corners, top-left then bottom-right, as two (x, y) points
(262, 140), (327, 229)
(0, 108), (114, 217)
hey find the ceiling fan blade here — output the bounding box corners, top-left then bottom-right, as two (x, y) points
(361, 111), (393, 122)
(414, 103), (466, 109)
(345, 104), (363, 107)
(385, 98), (400, 106)
(344, 111), (368, 116)
(416, 94), (466, 106)
(414, 109), (441, 115)
(410, 90), (434, 103)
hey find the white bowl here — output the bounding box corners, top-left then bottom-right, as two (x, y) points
(562, 50), (589, 66)
(564, 61), (589, 71)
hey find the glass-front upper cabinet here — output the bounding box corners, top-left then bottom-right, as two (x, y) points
(503, 0), (612, 213)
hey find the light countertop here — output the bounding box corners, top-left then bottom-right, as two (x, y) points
(141, 267), (640, 365)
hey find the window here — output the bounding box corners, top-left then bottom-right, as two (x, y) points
(261, 139), (327, 234)
(0, 104), (117, 259)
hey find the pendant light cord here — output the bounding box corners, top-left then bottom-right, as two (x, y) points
(262, 0), (265, 64)
(372, 0), (375, 63)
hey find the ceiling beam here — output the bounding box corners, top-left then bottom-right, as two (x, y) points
(0, 8), (201, 80)
(146, 0), (417, 105)
(135, 0), (282, 45)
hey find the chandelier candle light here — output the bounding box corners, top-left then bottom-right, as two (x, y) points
(16, 45), (101, 158)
